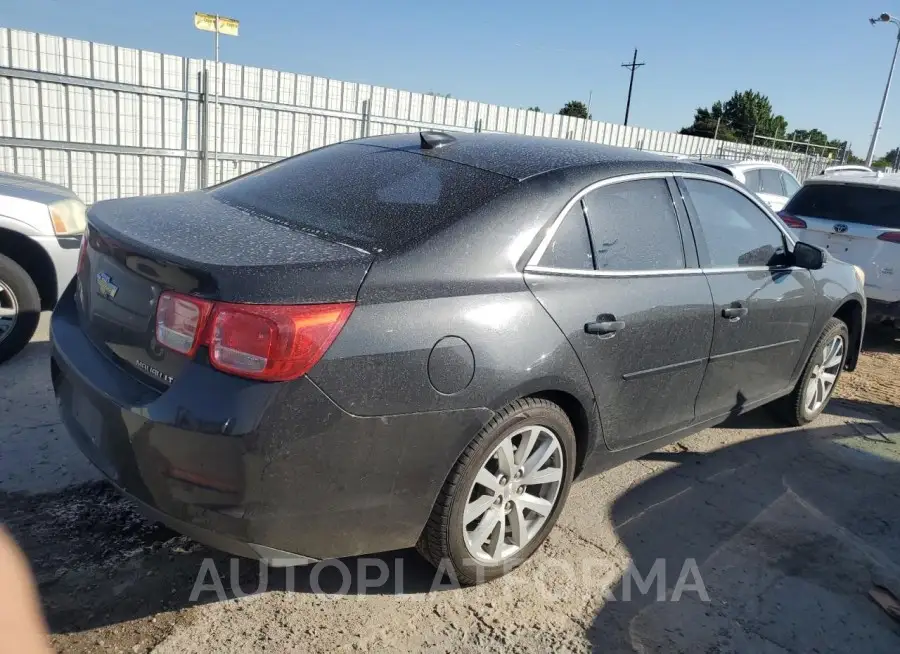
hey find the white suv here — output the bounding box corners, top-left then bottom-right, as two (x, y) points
(779, 173), (900, 325)
(693, 159), (802, 212)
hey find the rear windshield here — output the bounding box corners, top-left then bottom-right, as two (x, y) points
(211, 143), (514, 252)
(785, 183), (900, 228)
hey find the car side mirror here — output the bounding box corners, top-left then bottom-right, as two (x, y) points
(792, 242), (824, 270)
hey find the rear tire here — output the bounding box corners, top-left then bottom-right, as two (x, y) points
(417, 398), (576, 586)
(775, 317), (848, 426)
(0, 253), (41, 365)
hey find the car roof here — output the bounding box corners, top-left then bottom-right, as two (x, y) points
(803, 172), (900, 190)
(690, 158), (790, 173)
(351, 132), (714, 181)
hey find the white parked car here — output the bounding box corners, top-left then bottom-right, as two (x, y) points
(0, 172), (86, 363)
(779, 173), (900, 325)
(692, 159), (802, 212)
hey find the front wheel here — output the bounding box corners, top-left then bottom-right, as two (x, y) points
(0, 253), (41, 365)
(776, 317), (849, 426)
(417, 398), (576, 585)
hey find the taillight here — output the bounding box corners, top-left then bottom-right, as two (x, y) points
(154, 291), (353, 382)
(209, 303), (353, 381)
(877, 231), (900, 243)
(778, 211), (807, 229)
(155, 292), (214, 357)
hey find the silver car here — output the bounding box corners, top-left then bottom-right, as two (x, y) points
(0, 172), (86, 363)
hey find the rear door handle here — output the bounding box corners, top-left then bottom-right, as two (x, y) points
(585, 316), (626, 335)
(722, 302), (748, 320)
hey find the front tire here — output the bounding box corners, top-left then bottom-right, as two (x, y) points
(777, 317), (849, 426)
(417, 398), (576, 586)
(0, 253), (41, 365)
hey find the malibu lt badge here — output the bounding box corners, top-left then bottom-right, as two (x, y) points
(96, 272), (119, 300)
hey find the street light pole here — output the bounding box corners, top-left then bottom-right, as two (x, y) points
(866, 13), (900, 166)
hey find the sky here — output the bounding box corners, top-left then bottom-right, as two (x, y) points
(4, 0), (900, 157)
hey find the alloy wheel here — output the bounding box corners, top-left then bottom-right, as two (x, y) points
(0, 280), (18, 344)
(804, 335), (844, 414)
(462, 424), (564, 564)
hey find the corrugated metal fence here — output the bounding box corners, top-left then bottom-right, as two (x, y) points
(0, 27), (831, 205)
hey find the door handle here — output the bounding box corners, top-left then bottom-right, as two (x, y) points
(722, 302), (749, 320)
(585, 315), (626, 335)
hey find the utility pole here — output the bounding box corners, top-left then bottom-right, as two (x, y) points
(713, 116), (721, 141)
(621, 49), (645, 126)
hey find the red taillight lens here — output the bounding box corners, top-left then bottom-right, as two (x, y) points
(208, 303), (353, 381)
(877, 231), (900, 243)
(155, 292), (214, 357)
(778, 211), (807, 229)
(154, 292), (354, 382)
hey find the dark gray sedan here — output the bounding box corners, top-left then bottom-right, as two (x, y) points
(51, 132), (865, 585)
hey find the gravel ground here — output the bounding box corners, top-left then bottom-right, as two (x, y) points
(2, 315), (899, 653)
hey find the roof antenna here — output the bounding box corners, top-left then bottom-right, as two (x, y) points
(420, 131), (456, 150)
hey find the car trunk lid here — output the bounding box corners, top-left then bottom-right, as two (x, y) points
(75, 191), (373, 387)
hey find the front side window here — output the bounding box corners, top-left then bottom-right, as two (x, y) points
(539, 204), (593, 270)
(682, 179), (787, 268)
(759, 168), (785, 196)
(742, 169), (762, 192)
(581, 178), (685, 271)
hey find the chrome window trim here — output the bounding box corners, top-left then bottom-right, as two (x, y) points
(528, 170), (799, 276)
(527, 171), (675, 268)
(524, 264), (802, 279)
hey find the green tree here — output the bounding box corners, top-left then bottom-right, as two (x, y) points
(526, 106), (542, 112)
(880, 146), (900, 167)
(681, 89), (786, 144)
(559, 100), (591, 119)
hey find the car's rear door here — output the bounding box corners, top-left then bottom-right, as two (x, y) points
(525, 174), (715, 452)
(677, 174), (818, 421)
(782, 181), (900, 304)
(757, 168), (789, 212)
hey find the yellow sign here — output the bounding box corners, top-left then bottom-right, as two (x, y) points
(194, 12), (239, 36)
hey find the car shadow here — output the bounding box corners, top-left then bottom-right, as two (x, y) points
(862, 322), (899, 354)
(589, 400), (900, 653)
(1, 478), (453, 636)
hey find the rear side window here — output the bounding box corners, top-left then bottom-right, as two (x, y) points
(540, 204), (593, 270)
(211, 143), (515, 251)
(781, 172), (801, 196)
(743, 169), (762, 192)
(759, 169), (784, 195)
(581, 178), (685, 271)
(784, 183), (900, 228)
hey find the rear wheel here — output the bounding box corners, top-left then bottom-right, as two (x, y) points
(0, 254), (41, 365)
(776, 317), (848, 426)
(417, 398), (575, 585)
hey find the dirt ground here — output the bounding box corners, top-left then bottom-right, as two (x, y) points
(1, 317), (899, 653)
(833, 324), (900, 429)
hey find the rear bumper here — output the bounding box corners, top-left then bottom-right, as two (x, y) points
(50, 281), (492, 561)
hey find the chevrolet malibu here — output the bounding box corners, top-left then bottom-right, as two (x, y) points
(51, 132), (866, 585)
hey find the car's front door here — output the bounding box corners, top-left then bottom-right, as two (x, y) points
(677, 175), (818, 422)
(525, 174), (715, 452)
